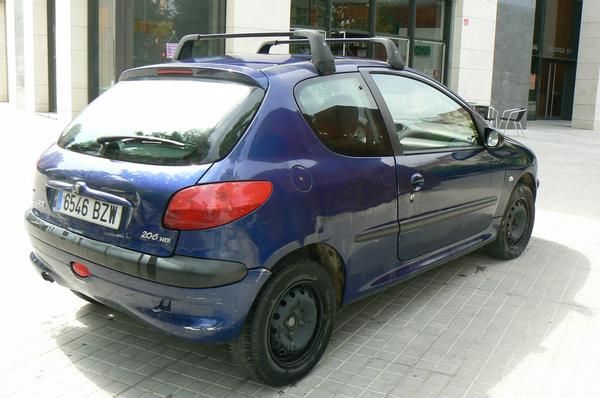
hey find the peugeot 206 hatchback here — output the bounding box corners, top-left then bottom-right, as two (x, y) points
(26, 30), (538, 386)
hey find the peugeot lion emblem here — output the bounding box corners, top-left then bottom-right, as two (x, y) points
(72, 182), (84, 195)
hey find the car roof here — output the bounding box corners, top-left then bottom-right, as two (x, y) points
(120, 53), (424, 90)
(193, 55), (435, 87)
(189, 53), (387, 68)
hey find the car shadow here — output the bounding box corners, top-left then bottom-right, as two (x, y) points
(50, 236), (590, 397)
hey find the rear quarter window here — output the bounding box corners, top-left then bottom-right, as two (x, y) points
(58, 78), (264, 166)
(295, 73), (392, 157)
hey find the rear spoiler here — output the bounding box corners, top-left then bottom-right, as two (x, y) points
(119, 65), (268, 89)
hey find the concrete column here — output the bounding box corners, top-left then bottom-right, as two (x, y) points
(448, 0), (498, 105)
(225, 0), (291, 55)
(572, 0), (600, 130)
(0, 0), (7, 102)
(55, 0), (87, 122)
(490, 0), (535, 125)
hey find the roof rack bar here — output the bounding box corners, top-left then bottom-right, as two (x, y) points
(173, 30), (335, 75)
(258, 37), (405, 70)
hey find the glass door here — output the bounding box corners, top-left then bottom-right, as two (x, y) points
(537, 60), (576, 120)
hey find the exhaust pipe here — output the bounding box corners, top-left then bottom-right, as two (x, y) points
(41, 271), (55, 283)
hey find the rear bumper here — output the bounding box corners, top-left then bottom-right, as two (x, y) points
(25, 209), (271, 343)
(25, 210), (247, 288)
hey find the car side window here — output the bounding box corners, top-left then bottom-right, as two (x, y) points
(371, 74), (479, 152)
(295, 73), (392, 157)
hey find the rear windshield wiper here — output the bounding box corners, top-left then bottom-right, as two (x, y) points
(96, 135), (186, 147)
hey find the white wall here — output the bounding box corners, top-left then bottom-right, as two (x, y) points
(0, 0), (7, 102)
(3, 0), (49, 111)
(29, 0), (48, 112)
(5, 0), (19, 107)
(55, 0), (87, 122)
(225, 0), (291, 54)
(572, 0), (600, 130)
(448, 0), (497, 105)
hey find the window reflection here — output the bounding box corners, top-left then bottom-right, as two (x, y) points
(333, 0), (370, 32)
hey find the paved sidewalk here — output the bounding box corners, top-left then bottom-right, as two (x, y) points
(1, 104), (600, 398)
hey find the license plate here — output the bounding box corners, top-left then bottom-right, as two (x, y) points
(54, 191), (123, 230)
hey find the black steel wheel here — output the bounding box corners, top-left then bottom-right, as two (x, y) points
(230, 260), (336, 386)
(487, 183), (535, 259)
(268, 284), (319, 366)
(506, 198), (529, 247)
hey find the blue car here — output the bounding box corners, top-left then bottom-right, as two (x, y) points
(26, 30), (537, 385)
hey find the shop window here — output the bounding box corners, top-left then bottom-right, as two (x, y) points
(415, 0), (444, 41)
(376, 0), (410, 37)
(541, 0), (580, 60)
(290, 0), (450, 85)
(131, 0), (224, 67)
(89, 0), (225, 101)
(291, 0), (328, 29)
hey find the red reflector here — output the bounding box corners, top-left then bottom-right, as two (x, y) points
(71, 262), (91, 278)
(163, 181), (273, 231)
(156, 68), (193, 76)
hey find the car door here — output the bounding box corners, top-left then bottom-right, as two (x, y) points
(364, 71), (504, 261)
(294, 72), (402, 302)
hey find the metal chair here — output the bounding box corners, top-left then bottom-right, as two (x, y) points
(499, 108), (526, 136)
(474, 105), (499, 127)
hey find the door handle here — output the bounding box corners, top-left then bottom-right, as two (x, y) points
(410, 173), (425, 192)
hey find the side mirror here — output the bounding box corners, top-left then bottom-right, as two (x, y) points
(483, 127), (504, 149)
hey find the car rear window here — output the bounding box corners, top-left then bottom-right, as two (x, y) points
(57, 78), (264, 166)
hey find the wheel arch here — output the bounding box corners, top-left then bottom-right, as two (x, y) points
(518, 172), (537, 199)
(268, 243), (346, 309)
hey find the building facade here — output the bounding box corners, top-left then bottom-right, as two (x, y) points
(0, 1), (7, 103)
(0, 0), (596, 129)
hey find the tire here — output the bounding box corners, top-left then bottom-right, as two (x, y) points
(230, 260), (336, 386)
(71, 290), (103, 305)
(486, 183), (535, 259)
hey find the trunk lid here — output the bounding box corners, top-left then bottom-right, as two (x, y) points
(33, 146), (212, 256)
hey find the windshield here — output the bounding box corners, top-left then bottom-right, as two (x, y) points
(57, 78), (264, 165)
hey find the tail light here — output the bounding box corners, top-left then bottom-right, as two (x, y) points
(71, 262), (91, 278)
(163, 181), (273, 231)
